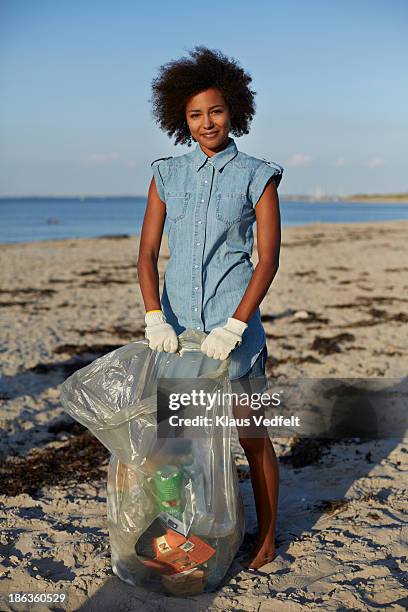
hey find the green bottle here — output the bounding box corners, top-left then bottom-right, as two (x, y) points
(154, 465), (183, 519)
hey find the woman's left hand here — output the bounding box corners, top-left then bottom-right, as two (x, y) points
(200, 317), (248, 360)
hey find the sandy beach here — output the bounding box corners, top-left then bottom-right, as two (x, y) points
(1, 220), (407, 611)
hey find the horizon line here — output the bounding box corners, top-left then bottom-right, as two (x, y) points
(1, 192), (407, 200)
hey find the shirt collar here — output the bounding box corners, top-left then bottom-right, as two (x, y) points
(192, 136), (238, 172)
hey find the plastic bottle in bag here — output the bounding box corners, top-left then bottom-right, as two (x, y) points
(179, 453), (208, 534)
(154, 465), (184, 519)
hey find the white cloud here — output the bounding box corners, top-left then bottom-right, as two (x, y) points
(334, 157), (345, 167)
(287, 153), (313, 167)
(85, 152), (137, 167)
(366, 157), (385, 168)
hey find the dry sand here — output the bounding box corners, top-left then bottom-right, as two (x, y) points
(1, 221), (407, 611)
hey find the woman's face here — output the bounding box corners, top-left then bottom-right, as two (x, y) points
(185, 87), (231, 155)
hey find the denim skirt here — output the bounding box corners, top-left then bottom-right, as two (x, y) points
(230, 344), (268, 395)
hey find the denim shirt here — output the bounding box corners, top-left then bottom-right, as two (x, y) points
(151, 136), (283, 379)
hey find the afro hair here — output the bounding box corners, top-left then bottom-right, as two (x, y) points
(150, 46), (256, 146)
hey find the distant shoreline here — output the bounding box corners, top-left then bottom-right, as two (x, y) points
(341, 196), (408, 203)
(1, 194), (408, 204)
(282, 194), (408, 204)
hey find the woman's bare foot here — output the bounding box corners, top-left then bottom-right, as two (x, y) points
(242, 535), (276, 570)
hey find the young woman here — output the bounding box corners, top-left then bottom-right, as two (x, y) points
(137, 46), (283, 570)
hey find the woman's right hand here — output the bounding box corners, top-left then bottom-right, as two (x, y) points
(144, 310), (179, 352)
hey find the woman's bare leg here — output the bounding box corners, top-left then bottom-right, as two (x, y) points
(234, 399), (279, 569)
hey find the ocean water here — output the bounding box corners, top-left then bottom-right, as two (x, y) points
(0, 197), (407, 244)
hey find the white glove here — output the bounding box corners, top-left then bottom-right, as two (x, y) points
(200, 317), (248, 360)
(144, 310), (178, 353)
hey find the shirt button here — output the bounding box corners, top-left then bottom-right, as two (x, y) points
(196, 242), (200, 246)
(194, 307), (198, 311)
(194, 286), (199, 291)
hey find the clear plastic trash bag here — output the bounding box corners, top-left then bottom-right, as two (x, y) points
(60, 330), (245, 594)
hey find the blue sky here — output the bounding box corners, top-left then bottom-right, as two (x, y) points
(1, 0), (407, 196)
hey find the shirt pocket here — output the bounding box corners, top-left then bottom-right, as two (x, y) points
(165, 192), (191, 223)
(216, 192), (246, 225)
